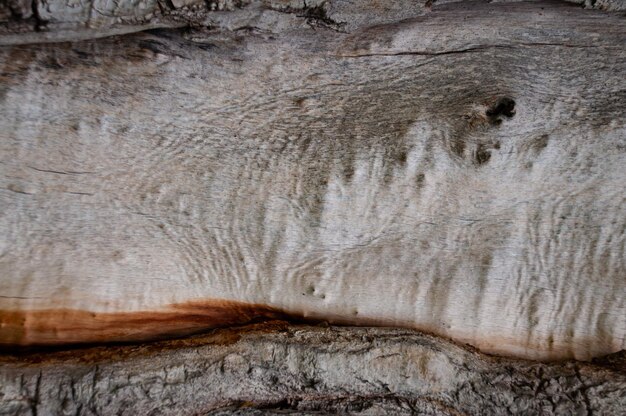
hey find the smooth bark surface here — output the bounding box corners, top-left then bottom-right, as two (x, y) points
(1, 0), (625, 362)
(1, 323), (625, 415)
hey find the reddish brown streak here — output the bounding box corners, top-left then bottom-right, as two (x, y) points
(0, 300), (605, 361)
(0, 299), (292, 348)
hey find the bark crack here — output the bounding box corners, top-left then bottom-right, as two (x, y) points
(336, 45), (507, 58)
(30, 0), (45, 32)
(336, 42), (608, 59)
(269, 0), (347, 33)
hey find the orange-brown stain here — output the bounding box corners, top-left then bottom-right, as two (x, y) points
(0, 300), (609, 361)
(0, 299), (291, 348)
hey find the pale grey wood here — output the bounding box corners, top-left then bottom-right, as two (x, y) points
(0, 0), (625, 362)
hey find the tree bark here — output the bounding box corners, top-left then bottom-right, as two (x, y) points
(1, 322), (625, 415)
(0, 2), (625, 412)
(1, 0), (626, 45)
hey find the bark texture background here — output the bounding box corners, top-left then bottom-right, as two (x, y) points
(1, 323), (625, 415)
(1, 0), (626, 45)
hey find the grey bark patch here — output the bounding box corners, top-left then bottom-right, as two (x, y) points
(0, 324), (624, 415)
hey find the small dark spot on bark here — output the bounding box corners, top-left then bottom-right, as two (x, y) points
(474, 144), (491, 166)
(293, 97), (306, 108)
(416, 173), (425, 186)
(486, 97), (516, 119)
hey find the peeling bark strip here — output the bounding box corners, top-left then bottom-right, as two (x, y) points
(0, 323), (625, 415)
(1, 1), (626, 361)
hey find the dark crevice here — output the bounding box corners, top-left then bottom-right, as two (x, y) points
(339, 44), (512, 58)
(271, 1), (347, 33)
(337, 42), (606, 59)
(27, 166), (95, 175)
(138, 39), (169, 54)
(162, 0), (176, 10)
(486, 97), (516, 119)
(30, 0), (46, 32)
(156, 0), (172, 15)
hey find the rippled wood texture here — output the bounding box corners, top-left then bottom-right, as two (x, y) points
(0, 1), (625, 360)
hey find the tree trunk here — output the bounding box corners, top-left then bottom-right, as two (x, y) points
(0, 0), (625, 413)
(1, 322), (625, 415)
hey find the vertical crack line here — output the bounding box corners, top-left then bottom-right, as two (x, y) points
(30, 0), (45, 32)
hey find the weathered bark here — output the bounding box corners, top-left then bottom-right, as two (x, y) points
(0, 323), (625, 415)
(1, 0), (625, 362)
(1, 0), (626, 45)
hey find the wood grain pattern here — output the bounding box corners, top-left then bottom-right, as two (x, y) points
(0, 1), (625, 360)
(0, 300), (288, 347)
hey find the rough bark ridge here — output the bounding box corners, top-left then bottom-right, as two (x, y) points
(1, 0), (625, 361)
(1, 0), (626, 45)
(1, 323), (625, 415)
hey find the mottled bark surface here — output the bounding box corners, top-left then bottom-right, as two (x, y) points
(0, 323), (625, 415)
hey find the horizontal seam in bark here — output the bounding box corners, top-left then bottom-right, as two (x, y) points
(335, 42), (611, 58)
(27, 166), (95, 175)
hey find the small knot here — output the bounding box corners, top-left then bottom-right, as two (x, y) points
(486, 97), (516, 119)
